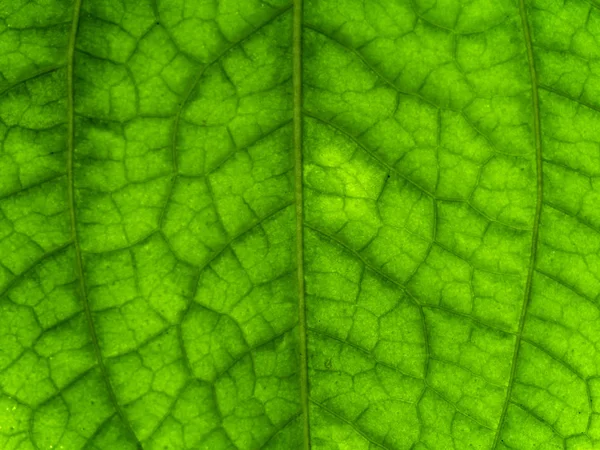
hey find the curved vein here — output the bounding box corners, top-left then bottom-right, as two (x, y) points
(492, 0), (544, 446)
(66, 1), (142, 447)
(160, 3), (293, 229)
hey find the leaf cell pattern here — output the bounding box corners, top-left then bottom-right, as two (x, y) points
(0, 0), (599, 449)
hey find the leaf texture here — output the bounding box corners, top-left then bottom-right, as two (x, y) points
(1, 0), (600, 449)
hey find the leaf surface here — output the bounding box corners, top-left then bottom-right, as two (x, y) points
(1, 0), (599, 449)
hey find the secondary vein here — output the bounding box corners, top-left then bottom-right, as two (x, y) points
(293, 0), (310, 448)
(492, 0), (544, 447)
(158, 4), (292, 229)
(67, 1), (141, 448)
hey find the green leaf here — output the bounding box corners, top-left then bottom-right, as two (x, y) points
(1, 0), (599, 449)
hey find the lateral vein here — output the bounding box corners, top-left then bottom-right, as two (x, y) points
(492, 0), (544, 446)
(66, 1), (142, 448)
(293, 0), (311, 448)
(159, 3), (292, 229)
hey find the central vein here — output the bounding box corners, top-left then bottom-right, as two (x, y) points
(292, 0), (310, 448)
(493, 0), (544, 446)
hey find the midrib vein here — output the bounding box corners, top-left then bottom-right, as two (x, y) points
(67, 1), (141, 447)
(493, 0), (543, 447)
(293, 0), (311, 448)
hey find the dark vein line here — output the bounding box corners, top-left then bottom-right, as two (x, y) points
(304, 24), (532, 163)
(103, 325), (175, 359)
(309, 327), (422, 380)
(425, 303), (517, 337)
(176, 324), (194, 376)
(542, 157), (595, 180)
(144, 379), (192, 441)
(303, 23), (437, 109)
(539, 83), (600, 114)
(429, 357), (506, 389)
(305, 222), (439, 381)
(545, 200), (600, 238)
(259, 412), (302, 449)
(511, 402), (565, 438)
(84, 229), (161, 255)
(427, 387), (495, 431)
(0, 242), (71, 298)
(0, 65), (64, 96)
(303, 112), (427, 192)
(310, 400), (388, 449)
(176, 201), (295, 372)
(0, 174), (67, 201)
(586, 382), (594, 433)
(306, 223), (417, 303)
(521, 338), (586, 381)
(198, 119), (293, 178)
(534, 268), (600, 308)
(66, 2), (142, 448)
(160, 4), (293, 230)
(305, 112), (530, 232)
(310, 315), (498, 431)
(81, 413), (118, 448)
(492, 0), (544, 446)
(294, 0), (310, 448)
(196, 201), (295, 277)
(213, 326), (297, 381)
